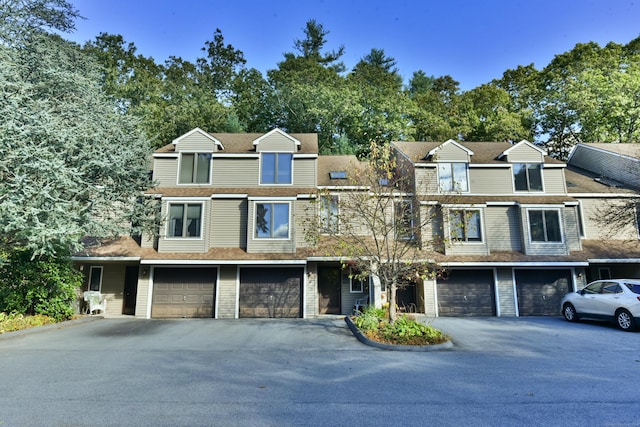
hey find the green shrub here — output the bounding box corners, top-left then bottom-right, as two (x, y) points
(0, 312), (58, 333)
(0, 248), (82, 321)
(379, 315), (446, 344)
(353, 305), (385, 331)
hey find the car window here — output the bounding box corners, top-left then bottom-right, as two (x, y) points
(623, 283), (640, 294)
(583, 282), (604, 294)
(602, 284), (622, 294)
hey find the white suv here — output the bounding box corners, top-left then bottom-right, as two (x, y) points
(561, 279), (640, 331)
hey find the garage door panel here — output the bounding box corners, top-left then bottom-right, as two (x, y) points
(152, 268), (217, 318)
(437, 270), (496, 317)
(239, 268), (303, 318)
(516, 269), (571, 316)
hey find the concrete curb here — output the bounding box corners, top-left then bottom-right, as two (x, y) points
(0, 315), (103, 340)
(344, 316), (453, 351)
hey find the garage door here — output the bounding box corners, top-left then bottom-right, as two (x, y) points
(239, 268), (303, 318)
(437, 270), (496, 317)
(515, 269), (571, 316)
(152, 268), (216, 318)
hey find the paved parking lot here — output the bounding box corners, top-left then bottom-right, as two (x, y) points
(1, 316), (639, 426)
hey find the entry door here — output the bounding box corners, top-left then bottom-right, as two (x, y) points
(123, 266), (139, 315)
(318, 266), (341, 314)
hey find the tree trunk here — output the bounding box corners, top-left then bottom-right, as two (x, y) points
(388, 281), (397, 324)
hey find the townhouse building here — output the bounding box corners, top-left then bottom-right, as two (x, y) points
(72, 130), (640, 319)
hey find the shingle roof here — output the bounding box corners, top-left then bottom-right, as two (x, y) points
(393, 141), (565, 165)
(317, 155), (365, 186)
(146, 187), (315, 198)
(564, 166), (638, 194)
(155, 132), (318, 155)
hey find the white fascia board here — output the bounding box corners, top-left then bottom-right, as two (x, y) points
(542, 164), (566, 169)
(141, 259), (308, 265)
(213, 153), (259, 158)
(441, 261), (589, 267)
(518, 203), (565, 208)
(485, 201), (519, 206)
(420, 200), (440, 205)
(211, 194), (248, 199)
(163, 196), (211, 201)
(247, 196), (297, 201)
(153, 153), (179, 158)
(441, 203), (488, 208)
(297, 194), (316, 199)
(414, 163), (437, 168)
(293, 154), (318, 159)
(319, 186), (369, 191)
(72, 256), (141, 262)
(571, 193), (638, 198)
(588, 258), (640, 263)
(469, 164), (511, 168)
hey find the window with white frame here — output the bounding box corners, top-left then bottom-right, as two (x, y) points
(449, 209), (482, 242)
(438, 163), (469, 192)
(261, 153), (293, 184)
(179, 153), (211, 184)
(88, 266), (103, 291)
(394, 200), (415, 240)
(528, 209), (561, 242)
(168, 203), (202, 238)
(255, 202), (290, 238)
(349, 268), (367, 293)
(513, 163), (543, 191)
(319, 195), (339, 233)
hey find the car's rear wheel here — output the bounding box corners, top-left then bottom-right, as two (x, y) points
(563, 303), (579, 322)
(615, 309), (635, 331)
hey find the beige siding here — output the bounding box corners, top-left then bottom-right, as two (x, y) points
(153, 158), (178, 187)
(542, 168), (566, 194)
(415, 167), (438, 193)
(255, 132), (297, 152)
(246, 200), (296, 254)
(570, 145), (638, 187)
(580, 197), (638, 239)
(563, 206), (582, 251)
(217, 265), (238, 318)
(520, 207), (570, 255)
(295, 199), (314, 248)
(432, 143), (470, 162)
(506, 144), (544, 163)
(293, 157), (316, 186)
(423, 278), (437, 316)
(469, 168), (514, 194)
(210, 199), (247, 248)
(486, 206), (522, 251)
(135, 274), (150, 318)
(341, 269), (367, 315)
(495, 268), (517, 316)
(176, 132), (220, 152)
(212, 157), (259, 187)
(305, 263), (318, 317)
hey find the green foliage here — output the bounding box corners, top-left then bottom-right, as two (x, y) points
(353, 306), (447, 345)
(0, 248), (82, 321)
(0, 312), (58, 334)
(353, 305), (386, 330)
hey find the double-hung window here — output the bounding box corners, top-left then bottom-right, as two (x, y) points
(255, 203), (290, 238)
(179, 153), (211, 184)
(449, 209), (482, 242)
(394, 200), (415, 240)
(319, 195), (339, 234)
(438, 163), (469, 192)
(528, 209), (561, 242)
(261, 153), (293, 184)
(168, 203), (202, 238)
(88, 266), (103, 291)
(513, 163), (543, 191)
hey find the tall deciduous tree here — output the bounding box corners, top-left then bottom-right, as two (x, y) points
(0, 31), (157, 256)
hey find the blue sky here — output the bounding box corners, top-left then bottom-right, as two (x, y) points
(66, 0), (640, 90)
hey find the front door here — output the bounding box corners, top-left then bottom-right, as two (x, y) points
(318, 266), (341, 314)
(122, 266), (139, 315)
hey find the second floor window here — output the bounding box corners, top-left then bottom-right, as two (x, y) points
(528, 209), (561, 242)
(449, 209), (482, 242)
(168, 203), (202, 238)
(319, 195), (339, 233)
(255, 203), (290, 238)
(438, 163), (469, 192)
(394, 200), (415, 240)
(179, 153), (211, 184)
(513, 163), (543, 191)
(261, 153), (292, 184)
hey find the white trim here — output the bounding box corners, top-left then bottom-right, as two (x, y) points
(493, 268), (501, 317)
(214, 267), (221, 319)
(172, 127), (224, 149)
(428, 139), (474, 157)
(252, 128), (301, 147)
(588, 258), (640, 263)
(248, 196), (297, 201)
(293, 154), (318, 159)
(146, 267), (154, 319)
(88, 266), (103, 292)
(235, 266), (240, 318)
(72, 256), (141, 262)
(501, 139), (547, 156)
(511, 269), (519, 317)
(525, 207), (565, 245)
(140, 260), (308, 265)
(212, 194), (248, 199)
(163, 197), (211, 201)
(165, 201), (205, 239)
(153, 153), (179, 158)
(442, 261), (589, 267)
(213, 153), (259, 158)
(176, 152), (213, 185)
(259, 152), (294, 186)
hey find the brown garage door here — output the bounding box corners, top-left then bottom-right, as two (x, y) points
(437, 270), (496, 317)
(515, 269), (571, 316)
(239, 268), (303, 318)
(152, 268), (216, 318)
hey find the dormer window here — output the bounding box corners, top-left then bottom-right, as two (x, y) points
(438, 163), (469, 192)
(179, 153), (211, 184)
(513, 163), (542, 191)
(261, 153), (292, 184)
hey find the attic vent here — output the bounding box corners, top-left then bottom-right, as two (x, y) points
(329, 171), (347, 179)
(566, 181), (577, 188)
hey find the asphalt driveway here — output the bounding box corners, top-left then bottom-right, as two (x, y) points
(1, 316), (639, 426)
